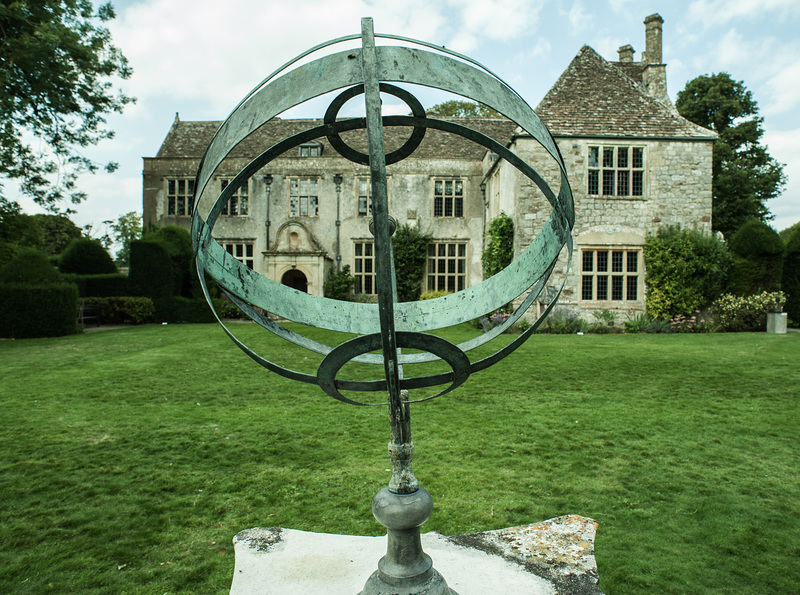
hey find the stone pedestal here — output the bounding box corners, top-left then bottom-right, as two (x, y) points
(767, 312), (788, 334)
(230, 515), (603, 594)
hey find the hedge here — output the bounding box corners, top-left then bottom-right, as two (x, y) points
(782, 229), (800, 324)
(83, 297), (155, 325)
(0, 283), (79, 339)
(62, 273), (129, 297)
(154, 297), (217, 324)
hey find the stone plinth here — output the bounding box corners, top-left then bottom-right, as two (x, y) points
(230, 515), (603, 594)
(767, 312), (788, 334)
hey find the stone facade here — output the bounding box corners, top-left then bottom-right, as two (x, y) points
(142, 13), (714, 320)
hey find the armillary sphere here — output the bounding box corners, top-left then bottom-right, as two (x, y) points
(191, 23), (575, 410)
(193, 17), (574, 595)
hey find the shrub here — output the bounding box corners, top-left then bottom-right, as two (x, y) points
(727, 220), (784, 295)
(483, 212), (514, 278)
(537, 308), (589, 334)
(711, 291), (786, 332)
(62, 273), (129, 297)
(0, 283), (78, 338)
(59, 237), (117, 275)
(392, 224), (431, 302)
(217, 298), (245, 319)
(323, 265), (355, 300)
(669, 310), (714, 333)
(643, 226), (731, 318)
(624, 312), (651, 333)
(84, 297), (155, 325)
(419, 290), (451, 300)
(0, 248), (62, 284)
(781, 228), (800, 325)
(591, 309), (617, 325)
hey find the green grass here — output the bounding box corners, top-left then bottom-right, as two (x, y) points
(0, 323), (798, 594)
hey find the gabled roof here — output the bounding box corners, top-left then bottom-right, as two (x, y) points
(154, 116), (518, 161)
(535, 46), (715, 140)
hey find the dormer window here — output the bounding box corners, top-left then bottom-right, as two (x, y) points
(299, 142), (322, 157)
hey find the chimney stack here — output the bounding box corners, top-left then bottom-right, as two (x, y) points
(618, 44), (635, 63)
(641, 14), (669, 104)
(642, 13), (664, 65)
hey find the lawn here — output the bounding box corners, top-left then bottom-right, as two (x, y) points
(0, 323), (797, 594)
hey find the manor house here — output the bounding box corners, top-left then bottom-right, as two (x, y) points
(142, 14), (714, 319)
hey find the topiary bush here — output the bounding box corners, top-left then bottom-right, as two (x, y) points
(0, 248), (62, 284)
(143, 225), (196, 297)
(727, 220), (784, 295)
(59, 237), (117, 275)
(0, 283), (78, 338)
(128, 240), (175, 299)
(643, 226), (731, 318)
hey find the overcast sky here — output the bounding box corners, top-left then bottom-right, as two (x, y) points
(13, 0), (800, 238)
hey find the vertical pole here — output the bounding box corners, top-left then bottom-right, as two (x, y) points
(357, 18), (455, 595)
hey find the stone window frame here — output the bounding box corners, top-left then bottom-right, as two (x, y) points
(587, 145), (645, 198)
(433, 178), (464, 218)
(353, 240), (376, 295)
(580, 247), (642, 303)
(219, 178), (249, 217)
(289, 177), (319, 217)
(427, 241), (467, 293)
(166, 178), (195, 216)
(356, 177), (373, 217)
(299, 142), (323, 157)
(223, 240), (255, 270)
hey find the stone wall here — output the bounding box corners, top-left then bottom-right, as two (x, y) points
(488, 134), (713, 321)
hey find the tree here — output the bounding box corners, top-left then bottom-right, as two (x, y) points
(675, 73), (786, 239)
(0, 1), (134, 212)
(30, 214), (82, 256)
(0, 199), (43, 249)
(106, 211), (142, 267)
(427, 100), (501, 118)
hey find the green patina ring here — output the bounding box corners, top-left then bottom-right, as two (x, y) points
(317, 332), (471, 406)
(323, 83), (427, 166)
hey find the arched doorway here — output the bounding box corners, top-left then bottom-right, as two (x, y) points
(281, 269), (308, 293)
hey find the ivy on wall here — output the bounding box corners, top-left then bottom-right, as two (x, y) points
(482, 212), (514, 279)
(392, 224), (431, 302)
